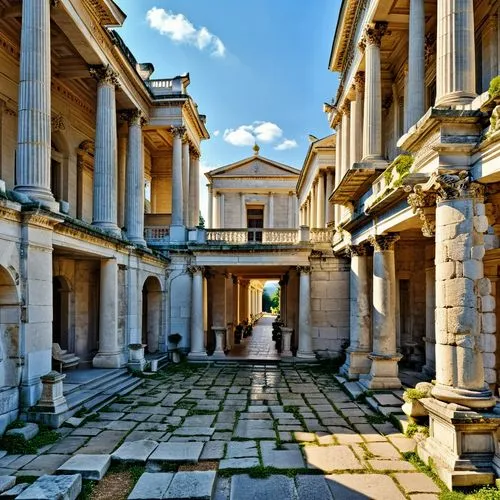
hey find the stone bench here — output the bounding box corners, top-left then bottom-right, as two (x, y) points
(52, 343), (80, 372)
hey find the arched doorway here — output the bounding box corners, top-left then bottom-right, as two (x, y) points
(142, 277), (162, 353)
(0, 266), (21, 388)
(52, 276), (72, 351)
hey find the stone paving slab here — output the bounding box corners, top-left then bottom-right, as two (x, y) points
(229, 474), (295, 500)
(173, 427), (215, 437)
(373, 394), (403, 407)
(148, 442), (203, 464)
(1, 482), (30, 497)
(20, 454), (70, 476)
(164, 471), (216, 499)
(226, 441), (258, 458)
(296, 475), (333, 500)
(200, 441), (225, 460)
(365, 442), (401, 459)
(16, 474), (82, 500)
(260, 441), (305, 469)
(233, 420), (275, 439)
(0, 476), (15, 494)
(57, 454), (111, 480)
(112, 439), (159, 462)
(219, 458), (260, 469)
(393, 473), (441, 494)
(368, 459), (416, 471)
(77, 431), (126, 454)
(128, 472), (174, 500)
(6, 423), (38, 441)
(325, 473), (406, 500)
(304, 445), (364, 472)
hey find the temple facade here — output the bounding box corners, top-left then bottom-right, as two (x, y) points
(327, 0), (500, 487)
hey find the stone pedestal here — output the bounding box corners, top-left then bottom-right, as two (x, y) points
(297, 266), (315, 359)
(128, 344), (146, 372)
(360, 234), (402, 389)
(211, 327), (226, 359)
(417, 397), (500, 489)
(32, 371), (68, 428)
(281, 327), (293, 357)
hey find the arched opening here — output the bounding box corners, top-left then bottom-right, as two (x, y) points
(142, 276), (162, 354)
(52, 276), (72, 351)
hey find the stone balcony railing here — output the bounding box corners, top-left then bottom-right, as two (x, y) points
(144, 226), (169, 241)
(310, 228), (334, 244)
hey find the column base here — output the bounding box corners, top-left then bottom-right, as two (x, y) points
(339, 348), (372, 380)
(187, 351), (208, 361)
(359, 353), (402, 390)
(92, 221), (122, 238)
(92, 352), (123, 369)
(169, 225), (187, 243)
(127, 236), (147, 247)
(431, 383), (496, 410)
(296, 351), (316, 360)
(14, 186), (59, 212)
(417, 397), (500, 489)
(435, 91), (477, 108)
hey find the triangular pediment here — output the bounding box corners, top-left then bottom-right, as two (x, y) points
(207, 155), (300, 179)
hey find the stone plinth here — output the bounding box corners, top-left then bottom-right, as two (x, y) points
(128, 345), (146, 372)
(281, 327), (293, 357)
(211, 326), (226, 359)
(36, 371), (68, 414)
(417, 397), (500, 489)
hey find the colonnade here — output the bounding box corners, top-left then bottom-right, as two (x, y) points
(299, 169), (335, 228)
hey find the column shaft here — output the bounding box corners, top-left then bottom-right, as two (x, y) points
(297, 267), (314, 358)
(189, 267), (207, 358)
(15, 0), (55, 205)
(171, 127), (184, 226)
(422, 266), (436, 377)
(190, 153), (200, 227)
(310, 186), (316, 228)
(182, 140), (190, 225)
(317, 172), (325, 228)
(325, 170), (334, 225)
(268, 193), (274, 227)
(219, 193), (225, 227)
(125, 111), (146, 245)
(207, 185), (213, 228)
(407, 0), (426, 128)
(92, 66), (120, 236)
(117, 131), (127, 228)
(353, 72), (365, 163)
(435, 0), (476, 106)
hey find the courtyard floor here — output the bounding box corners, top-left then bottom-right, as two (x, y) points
(0, 360), (444, 499)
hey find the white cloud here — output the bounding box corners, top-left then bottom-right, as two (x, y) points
(146, 7), (226, 57)
(212, 130), (220, 137)
(274, 139), (298, 151)
(223, 121), (285, 147)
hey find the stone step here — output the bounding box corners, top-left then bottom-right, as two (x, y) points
(63, 369), (128, 395)
(15, 474), (82, 500)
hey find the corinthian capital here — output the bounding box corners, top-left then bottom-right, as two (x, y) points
(347, 244), (369, 257)
(296, 265), (311, 274)
(126, 110), (146, 127)
(406, 184), (437, 237)
(171, 126), (186, 138)
(354, 72), (365, 92)
(369, 233), (399, 251)
(188, 265), (205, 275)
(364, 22), (388, 47)
(89, 65), (119, 87)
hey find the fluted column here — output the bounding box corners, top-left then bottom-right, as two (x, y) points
(310, 184), (317, 228)
(213, 193), (220, 228)
(15, 0), (56, 206)
(188, 266), (208, 359)
(362, 22), (387, 162)
(407, 0), (426, 128)
(91, 65), (120, 236)
(117, 128), (127, 228)
(297, 266), (315, 359)
(360, 233), (402, 389)
(353, 73), (364, 163)
(207, 184), (213, 228)
(189, 151), (200, 227)
(268, 192), (274, 227)
(340, 244), (372, 379)
(182, 139), (190, 226)
(325, 170), (334, 225)
(125, 110), (146, 246)
(219, 193), (225, 228)
(93, 259), (122, 368)
(317, 172), (325, 228)
(435, 0), (476, 107)
(341, 104), (351, 175)
(171, 126), (184, 226)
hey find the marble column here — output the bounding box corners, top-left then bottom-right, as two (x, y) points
(268, 192), (274, 227)
(362, 22), (388, 162)
(219, 193), (225, 227)
(93, 259), (122, 368)
(207, 184), (213, 228)
(117, 128), (127, 229)
(435, 0), (476, 107)
(317, 172), (325, 228)
(171, 126), (184, 226)
(422, 266), (436, 377)
(341, 105), (351, 176)
(188, 266), (208, 359)
(190, 151), (200, 227)
(297, 266), (315, 359)
(407, 0), (426, 128)
(310, 184), (317, 228)
(325, 170), (334, 225)
(182, 139), (190, 226)
(432, 178), (495, 409)
(360, 234), (402, 389)
(213, 192), (219, 228)
(340, 244), (372, 379)
(90, 66), (121, 237)
(15, 0), (56, 207)
(125, 110), (146, 246)
(240, 193), (246, 227)
(352, 72), (365, 164)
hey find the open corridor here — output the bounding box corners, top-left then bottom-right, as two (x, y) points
(0, 364), (442, 499)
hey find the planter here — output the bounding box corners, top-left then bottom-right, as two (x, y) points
(402, 400), (428, 418)
(128, 344), (146, 362)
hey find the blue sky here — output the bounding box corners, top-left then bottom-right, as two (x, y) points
(114, 0), (341, 216)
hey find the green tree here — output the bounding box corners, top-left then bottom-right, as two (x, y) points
(270, 287), (280, 313)
(262, 290), (273, 312)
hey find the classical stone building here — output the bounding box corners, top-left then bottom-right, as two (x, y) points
(0, 0), (208, 430)
(327, 0), (500, 487)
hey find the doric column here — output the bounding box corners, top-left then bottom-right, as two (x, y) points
(325, 170), (334, 225)
(407, 0), (426, 128)
(90, 65), (121, 236)
(310, 184), (317, 228)
(15, 0), (56, 207)
(188, 266), (208, 359)
(352, 73), (364, 163)
(171, 126), (185, 226)
(431, 175), (495, 408)
(297, 266), (315, 359)
(93, 259), (122, 368)
(360, 233), (402, 389)
(189, 151), (200, 227)
(182, 139), (190, 226)
(340, 244), (372, 379)
(435, 0), (476, 107)
(207, 184), (213, 228)
(125, 110), (146, 246)
(362, 22), (388, 162)
(317, 172), (325, 228)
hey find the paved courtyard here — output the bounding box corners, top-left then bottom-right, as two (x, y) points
(0, 357), (443, 499)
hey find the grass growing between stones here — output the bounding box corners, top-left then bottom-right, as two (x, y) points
(0, 424), (60, 454)
(365, 414), (387, 425)
(84, 464), (145, 500)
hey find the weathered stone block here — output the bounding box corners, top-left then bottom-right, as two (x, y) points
(438, 204), (466, 224)
(482, 353), (496, 369)
(436, 262), (455, 281)
(482, 313), (496, 334)
(480, 333), (496, 354)
(16, 474), (82, 500)
(6, 423), (38, 441)
(447, 307), (478, 336)
(445, 278), (474, 307)
(485, 368), (496, 384)
(473, 215), (489, 233)
(471, 245), (485, 261)
(463, 260), (483, 280)
(57, 454), (111, 480)
(481, 295), (496, 313)
(478, 277), (492, 296)
(475, 203), (486, 216)
(446, 234), (472, 261)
